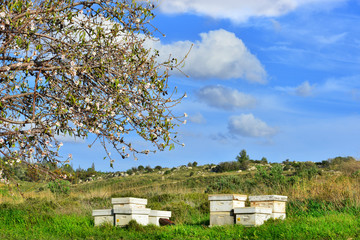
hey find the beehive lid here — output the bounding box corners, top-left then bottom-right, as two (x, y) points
(111, 197), (147, 205)
(208, 194), (247, 201)
(92, 209), (113, 216)
(248, 195), (288, 202)
(150, 210), (172, 217)
(234, 207), (272, 214)
(113, 207), (151, 215)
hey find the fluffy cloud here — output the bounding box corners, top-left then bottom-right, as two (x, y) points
(147, 29), (267, 83)
(198, 85), (257, 110)
(228, 114), (277, 137)
(156, 0), (346, 23)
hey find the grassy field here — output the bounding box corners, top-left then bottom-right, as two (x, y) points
(1, 163), (360, 239)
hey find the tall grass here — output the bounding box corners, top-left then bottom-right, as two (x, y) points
(2, 166), (360, 239)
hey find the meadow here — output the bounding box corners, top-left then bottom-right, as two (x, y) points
(1, 157), (360, 239)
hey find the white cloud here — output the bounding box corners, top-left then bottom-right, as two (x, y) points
(228, 114), (277, 137)
(315, 32), (347, 45)
(156, 0), (346, 23)
(147, 29), (267, 83)
(188, 112), (206, 124)
(295, 81), (315, 96)
(275, 81), (315, 97)
(198, 85), (257, 110)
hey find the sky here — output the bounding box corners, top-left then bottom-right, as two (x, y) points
(60, 0), (360, 171)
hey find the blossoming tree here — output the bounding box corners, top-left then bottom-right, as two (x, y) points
(0, 0), (186, 176)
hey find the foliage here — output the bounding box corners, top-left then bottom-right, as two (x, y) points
(205, 175), (256, 193)
(213, 161), (241, 173)
(293, 162), (320, 180)
(254, 164), (286, 190)
(0, 0), (186, 178)
(48, 179), (70, 195)
(235, 149), (250, 170)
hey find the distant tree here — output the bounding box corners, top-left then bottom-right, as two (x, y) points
(91, 162), (95, 172)
(137, 165), (144, 172)
(154, 165), (162, 170)
(192, 161), (198, 167)
(0, 0), (186, 179)
(260, 157), (268, 164)
(236, 149), (250, 170)
(126, 169), (133, 175)
(145, 165), (153, 172)
(62, 163), (74, 174)
(187, 162), (192, 167)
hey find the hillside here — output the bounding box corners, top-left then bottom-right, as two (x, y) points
(1, 156), (360, 239)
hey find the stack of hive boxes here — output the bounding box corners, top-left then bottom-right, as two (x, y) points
(249, 195), (287, 220)
(112, 197), (151, 226)
(208, 194), (247, 226)
(92, 197), (171, 227)
(209, 194), (288, 227)
(234, 207), (272, 226)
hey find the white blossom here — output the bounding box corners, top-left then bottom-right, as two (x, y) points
(30, 22), (35, 31)
(29, 148), (34, 154)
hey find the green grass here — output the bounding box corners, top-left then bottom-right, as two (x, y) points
(2, 165), (360, 239)
(1, 197), (360, 239)
(1, 208), (359, 240)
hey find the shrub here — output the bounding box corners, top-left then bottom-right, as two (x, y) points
(213, 161), (240, 173)
(205, 175), (254, 193)
(294, 162), (320, 180)
(48, 179), (71, 196)
(254, 164), (285, 190)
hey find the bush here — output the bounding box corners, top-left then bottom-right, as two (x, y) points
(294, 162), (320, 180)
(254, 164), (285, 190)
(205, 175), (255, 193)
(213, 161), (240, 173)
(48, 179), (71, 196)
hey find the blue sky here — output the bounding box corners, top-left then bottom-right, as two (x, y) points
(61, 0), (360, 171)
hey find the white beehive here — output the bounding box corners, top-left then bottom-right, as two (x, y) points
(234, 207), (272, 227)
(92, 209), (114, 226)
(208, 194), (247, 212)
(208, 194), (247, 226)
(112, 197), (147, 209)
(149, 210), (172, 226)
(113, 207), (151, 226)
(249, 195), (287, 219)
(209, 211), (235, 226)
